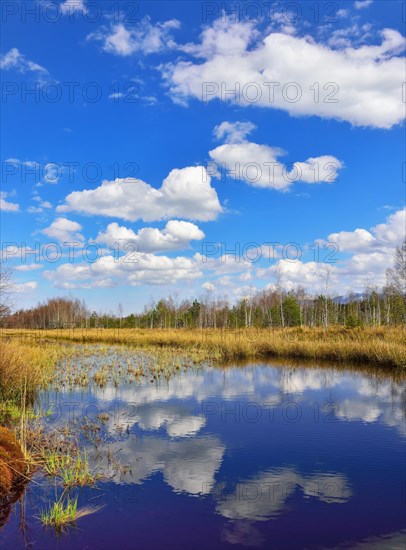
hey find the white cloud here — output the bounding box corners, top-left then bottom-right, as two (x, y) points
(27, 206), (44, 214)
(179, 18), (256, 58)
(0, 48), (48, 74)
(4, 158), (59, 185)
(15, 263), (43, 272)
(327, 228), (375, 253)
(87, 18), (180, 56)
(57, 167), (222, 222)
(213, 120), (256, 143)
(95, 220), (205, 252)
(258, 207), (405, 294)
(28, 197), (52, 214)
(43, 252), (203, 289)
(328, 208), (406, 253)
(13, 281), (37, 293)
(202, 282), (215, 292)
(142, 95), (158, 105)
(209, 134), (342, 190)
(336, 9), (349, 18)
(108, 92), (124, 100)
(0, 192), (19, 212)
(259, 261), (338, 293)
(33, 196), (52, 209)
(354, 0), (373, 9)
(163, 18), (405, 128)
(41, 217), (84, 242)
(60, 0), (88, 14)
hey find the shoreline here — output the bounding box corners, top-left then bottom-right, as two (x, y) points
(2, 326), (405, 369)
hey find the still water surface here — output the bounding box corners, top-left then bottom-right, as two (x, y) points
(1, 349), (405, 549)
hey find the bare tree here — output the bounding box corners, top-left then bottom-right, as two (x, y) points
(320, 267), (332, 329)
(274, 265), (285, 327)
(118, 302), (124, 329)
(386, 240), (406, 294)
(0, 265), (14, 319)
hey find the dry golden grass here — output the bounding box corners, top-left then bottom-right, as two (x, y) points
(2, 326), (405, 368)
(0, 340), (64, 402)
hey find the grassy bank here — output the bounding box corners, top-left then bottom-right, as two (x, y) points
(2, 326), (405, 368)
(0, 340), (64, 402)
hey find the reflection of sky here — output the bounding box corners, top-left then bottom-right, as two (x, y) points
(91, 434), (225, 495)
(41, 357), (406, 437)
(215, 468), (352, 521)
(35, 354), (406, 535)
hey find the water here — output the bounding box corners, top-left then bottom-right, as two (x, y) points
(1, 349), (405, 549)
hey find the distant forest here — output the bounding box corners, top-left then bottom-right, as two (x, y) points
(2, 242), (405, 330)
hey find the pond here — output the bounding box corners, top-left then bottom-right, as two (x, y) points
(1, 347), (405, 549)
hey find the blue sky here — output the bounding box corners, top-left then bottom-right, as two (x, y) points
(1, 0), (405, 313)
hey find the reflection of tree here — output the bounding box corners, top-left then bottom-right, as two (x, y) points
(0, 480), (27, 531)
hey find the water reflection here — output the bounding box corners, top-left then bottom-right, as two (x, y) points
(2, 351), (405, 549)
(96, 435), (225, 495)
(215, 468), (352, 521)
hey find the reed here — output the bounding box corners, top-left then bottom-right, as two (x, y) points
(0, 340), (63, 402)
(42, 449), (99, 488)
(3, 326), (405, 368)
(40, 495), (101, 532)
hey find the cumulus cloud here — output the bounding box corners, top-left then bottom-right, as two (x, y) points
(57, 167), (222, 222)
(162, 18), (405, 128)
(209, 125), (342, 189)
(15, 263), (43, 272)
(259, 261), (338, 293)
(28, 196), (52, 214)
(60, 0), (88, 14)
(41, 217), (84, 242)
(258, 207), (405, 294)
(39, 207), (405, 296)
(87, 17), (180, 56)
(213, 120), (256, 144)
(328, 207), (406, 253)
(43, 252), (203, 289)
(95, 220), (205, 252)
(354, 0), (373, 9)
(0, 48), (48, 74)
(202, 282), (215, 292)
(13, 281), (37, 293)
(0, 192), (19, 212)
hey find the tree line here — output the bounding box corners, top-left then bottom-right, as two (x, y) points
(1, 242), (405, 330)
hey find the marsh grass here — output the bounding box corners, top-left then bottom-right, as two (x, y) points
(4, 326), (405, 368)
(0, 340), (64, 402)
(40, 495), (101, 532)
(36, 428), (102, 489)
(47, 452), (99, 488)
